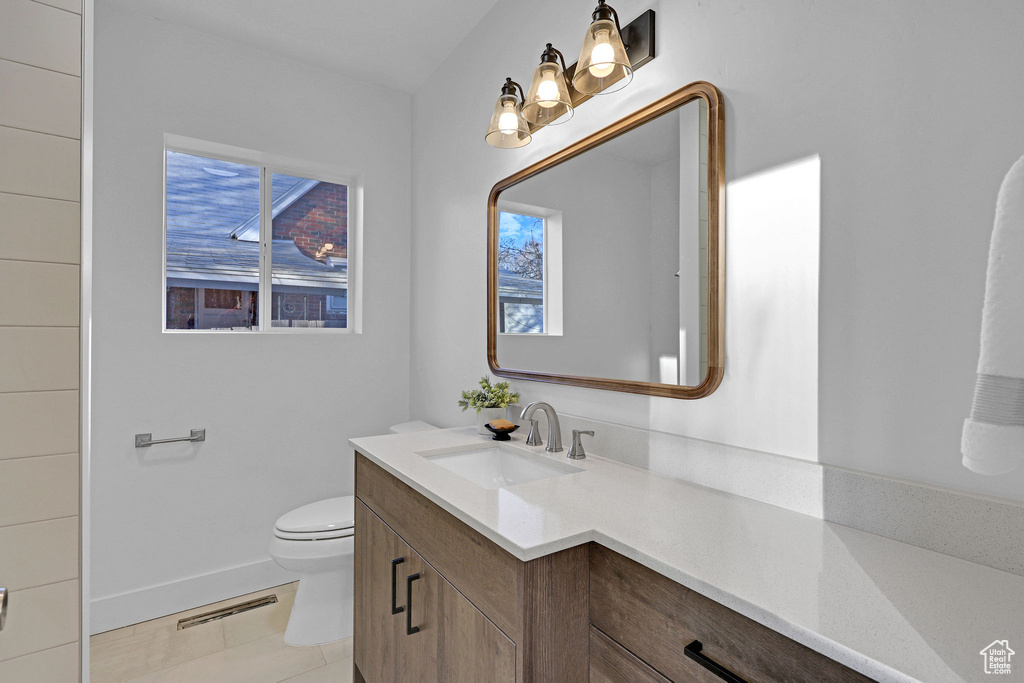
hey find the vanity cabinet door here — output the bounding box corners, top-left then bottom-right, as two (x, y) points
(355, 500), (438, 683)
(395, 549), (438, 683)
(437, 572), (516, 682)
(355, 500), (407, 683)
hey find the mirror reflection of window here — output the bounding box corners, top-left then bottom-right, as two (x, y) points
(498, 210), (545, 334)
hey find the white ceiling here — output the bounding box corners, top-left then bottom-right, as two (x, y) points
(110, 0), (501, 93)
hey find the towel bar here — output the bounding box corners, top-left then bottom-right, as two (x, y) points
(135, 428), (206, 448)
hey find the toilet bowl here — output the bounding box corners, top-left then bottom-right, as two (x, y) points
(269, 496), (355, 646)
(270, 424), (436, 646)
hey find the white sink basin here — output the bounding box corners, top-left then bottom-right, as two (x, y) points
(422, 447), (582, 490)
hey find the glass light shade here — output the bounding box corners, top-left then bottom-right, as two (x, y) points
(486, 93), (531, 148)
(522, 62), (573, 127)
(572, 18), (632, 94)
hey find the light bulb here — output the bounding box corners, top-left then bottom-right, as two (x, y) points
(588, 30), (616, 78)
(498, 103), (519, 134)
(536, 73), (560, 108)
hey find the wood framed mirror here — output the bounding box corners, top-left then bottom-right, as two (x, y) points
(487, 81), (724, 398)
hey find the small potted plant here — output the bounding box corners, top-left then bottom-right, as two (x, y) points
(458, 376), (520, 435)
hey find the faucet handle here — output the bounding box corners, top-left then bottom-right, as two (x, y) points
(568, 430), (594, 459)
(525, 419), (543, 446)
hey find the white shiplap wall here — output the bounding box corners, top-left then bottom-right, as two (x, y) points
(0, 0), (83, 680)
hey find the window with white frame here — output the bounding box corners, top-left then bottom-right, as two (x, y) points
(163, 140), (356, 332)
(496, 201), (562, 335)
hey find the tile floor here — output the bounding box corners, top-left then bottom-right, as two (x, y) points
(90, 582), (354, 682)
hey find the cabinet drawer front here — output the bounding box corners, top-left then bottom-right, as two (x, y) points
(589, 545), (874, 683)
(591, 626), (672, 683)
(356, 453), (519, 637)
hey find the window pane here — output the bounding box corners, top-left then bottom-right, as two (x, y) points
(270, 173), (349, 329)
(165, 151), (260, 330)
(498, 211), (544, 333)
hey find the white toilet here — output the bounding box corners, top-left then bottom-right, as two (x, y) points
(269, 496), (355, 646)
(270, 420), (437, 646)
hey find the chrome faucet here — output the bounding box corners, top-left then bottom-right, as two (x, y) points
(520, 401), (562, 452)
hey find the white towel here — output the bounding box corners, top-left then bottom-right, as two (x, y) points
(962, 155), (1024, 475)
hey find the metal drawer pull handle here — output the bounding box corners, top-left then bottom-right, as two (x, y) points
(406, 573), (421, 635)
(684, 640), (748, 683)
(390, 558), (405, 614)
(0, 587), (7, 631)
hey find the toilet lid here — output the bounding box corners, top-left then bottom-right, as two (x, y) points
(275, 496), (355, 536)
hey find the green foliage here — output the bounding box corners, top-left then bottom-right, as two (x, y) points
(457, 376), (520, 413)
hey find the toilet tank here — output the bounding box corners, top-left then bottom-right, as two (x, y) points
(387, 420), (438, 434)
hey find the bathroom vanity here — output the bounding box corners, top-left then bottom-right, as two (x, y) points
(353, 449), (868, 682)
(351, 427), (1024, 683)
(354, 454), (587, 682)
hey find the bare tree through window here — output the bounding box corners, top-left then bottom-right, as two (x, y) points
(498, 213), (543, 280)
(498, 211), (545, 333)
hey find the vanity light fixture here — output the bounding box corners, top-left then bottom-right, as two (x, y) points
(484, 3), (654, 149)
(522, 44), (574, 127)
(485, 78), (532, 149)
(573, 0), (632, 94)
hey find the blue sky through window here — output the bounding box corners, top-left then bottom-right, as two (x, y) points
(499, 211), (543, 251)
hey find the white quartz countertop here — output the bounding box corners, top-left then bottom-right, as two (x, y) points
(350, 427), (1024, 683)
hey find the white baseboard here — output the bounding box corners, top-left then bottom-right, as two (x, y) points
(90, 558), (298, 635)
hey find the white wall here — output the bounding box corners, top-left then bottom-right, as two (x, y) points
(91, 2), (412, 630)
(648, 153), (681, 383)
(410, 0), (1024, 502)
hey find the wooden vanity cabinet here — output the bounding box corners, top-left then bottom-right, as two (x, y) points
(354, 452), (874, 683)
(354, 499), (514, 683)
(353, 453), (589, 683)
